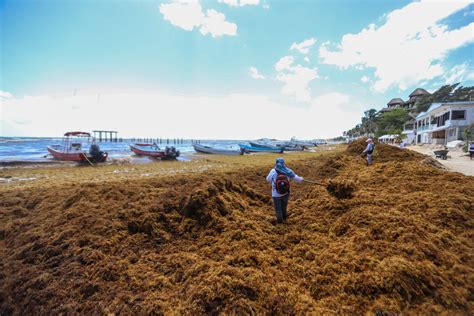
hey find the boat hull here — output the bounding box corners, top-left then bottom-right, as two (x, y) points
(193, 144), (242, 155)
(130, 145), (166, 158)
(130, 144), (180, 159)
(47, 146), (108, 162)
(248, 141), (281, 149)
(250, 141), (305, 151)
(47, 146), (86, 162)
(238, 144), (284, 153)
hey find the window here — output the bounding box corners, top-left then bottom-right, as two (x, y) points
(451, 110), (466, 120)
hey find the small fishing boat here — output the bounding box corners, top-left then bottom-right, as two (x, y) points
(130, 143), (180, 159)
(193, 144), (243, 155)
(248, 141), (282, 150)
(47, 131), (108, 163)
(281, 144), (305, 151)
(251, 139), (308, 151)
(238, 143), (284, 153)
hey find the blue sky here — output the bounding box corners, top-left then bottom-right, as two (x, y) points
(1, 0), (473, 138)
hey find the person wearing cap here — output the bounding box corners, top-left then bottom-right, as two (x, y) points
(362, 138), (375, 166)
(266, 158), (303, 223)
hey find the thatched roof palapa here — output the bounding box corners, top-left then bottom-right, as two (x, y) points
(409, 88), (430, 98)
(387, 98), (405, 106)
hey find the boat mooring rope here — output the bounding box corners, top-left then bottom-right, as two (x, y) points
(82, 153), (95, 167)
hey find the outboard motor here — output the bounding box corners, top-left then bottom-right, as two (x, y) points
(89, 144), (107, 162)
(164, 146), (180, 159)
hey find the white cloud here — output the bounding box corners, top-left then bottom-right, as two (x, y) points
(159, 0), (204, 31)
(249, 66), (265, 79)
(274, 56), (318, 102)
(0, 91), (360, 139)
(159, 0), (237, 37)
(444, 63), (474, 84)
(361, 76), (370, 83)
(0, 91), (13, 99)
(218, 0), (260, 7)
(304, 56), (310, 63)
(199, 9), (237, 37)
(290, 38), (316, 54)
(319, 1), (474, 92)
(275, 55), (294, 71)
(276, 65), (318, 102)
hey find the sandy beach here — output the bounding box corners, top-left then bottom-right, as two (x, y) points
(1, 141), (473, 314)
(406, 144), (473, 176)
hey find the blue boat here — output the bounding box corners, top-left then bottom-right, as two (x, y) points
(238, 143), (284, 153)
(248, 141), (282, 150)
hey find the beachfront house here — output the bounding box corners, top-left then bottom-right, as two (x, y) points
(414, 101), (474, 145)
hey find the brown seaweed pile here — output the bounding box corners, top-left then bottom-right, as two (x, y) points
(326, 179), (355, 199)
(346, 138), (426, 163)
(0, 145), (473, 314)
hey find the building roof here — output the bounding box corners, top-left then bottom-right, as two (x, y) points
(409, 88), (430, 98)
(387, 98), (405, 106)
(417, 101), (474, 119)
(415, 111), (427, 119)
(425, 103), (443, 114)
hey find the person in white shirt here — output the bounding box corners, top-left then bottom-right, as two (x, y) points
(266, 157), (303, 223)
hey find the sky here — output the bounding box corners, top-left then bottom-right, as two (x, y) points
(1, 0), (473, 139)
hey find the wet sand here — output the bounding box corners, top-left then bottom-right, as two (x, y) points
(1, 142), (473, 314)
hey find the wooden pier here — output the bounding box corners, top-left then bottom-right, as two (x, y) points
(91, 130), (201, 144)
(92, 130), (119, 142)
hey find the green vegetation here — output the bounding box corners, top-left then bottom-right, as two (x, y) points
(463, 123), (474, 152)
(375, 108), (410, 137)
(416, 83), (474, 113)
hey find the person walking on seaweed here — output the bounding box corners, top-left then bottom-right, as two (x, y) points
(266, 157), (303, 223)
(361, 138), (375, 166)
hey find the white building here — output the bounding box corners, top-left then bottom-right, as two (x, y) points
(401, 120), (416, 144)
(414, 101), (474, 145)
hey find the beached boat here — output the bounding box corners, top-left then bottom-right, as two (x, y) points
(130, 143), (180, 159)
(193, 144), (243, 155)
(282, 144), (305, 151)
(238, 143), (284, 153)
(47, 131), (108, 163)
(248, 141), (282, 150)
(250, 140), (306, 151)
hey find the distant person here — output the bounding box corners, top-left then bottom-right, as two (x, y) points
(361, 138), (375, 166)
(266, 158), (303, 223)
(469, 142), (474, 160)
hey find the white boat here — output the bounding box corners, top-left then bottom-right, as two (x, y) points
(193, 144), (243, 155)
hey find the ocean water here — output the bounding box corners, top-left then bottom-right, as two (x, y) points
(0, 137), (248, 162)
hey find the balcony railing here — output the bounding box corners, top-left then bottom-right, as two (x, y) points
(416, 125), (431, 131)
